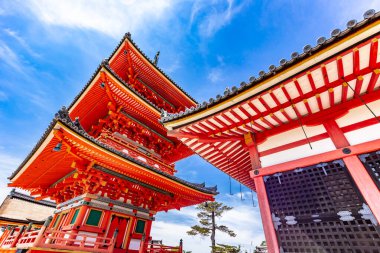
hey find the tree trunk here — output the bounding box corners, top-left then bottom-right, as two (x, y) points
(211, 210), (216, 253)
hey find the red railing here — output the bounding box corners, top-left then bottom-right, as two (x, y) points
(16, 230), (40, 248)
(36, 229), (117, 253)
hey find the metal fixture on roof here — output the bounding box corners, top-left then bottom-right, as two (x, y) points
(153, 51), (160, 66)
(259, 70), (266, 77)
(216, 94), (222, 101)
(303, 45), (312, 53)
(231, 86), (238, 93)
(249, 76), (256, 83)
(209, 98), (215, 103)
(317, 37), (327, 45)
(53, 142), (62, 152)
(280, 58), (287, 66)
(364, 9), (376, 19)
(346, 19), (357, 29)
(331, 28), (341, 37)
(269, 65), (276, 72)
(240, 81), (247, 87)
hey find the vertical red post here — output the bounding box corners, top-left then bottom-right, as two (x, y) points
(246, 132), (279, 253)
(324, 119), (380, 223)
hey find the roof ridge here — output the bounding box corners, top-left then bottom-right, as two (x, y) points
(9, 190), (56, 207)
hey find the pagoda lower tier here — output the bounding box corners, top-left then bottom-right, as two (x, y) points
(1, 107), (216, 253)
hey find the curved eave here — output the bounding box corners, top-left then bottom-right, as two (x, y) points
(10, 116), (217, 197)
(68, 64), (161, 117)
(108, 34), (197, 107)
(163, 17), (380, 130)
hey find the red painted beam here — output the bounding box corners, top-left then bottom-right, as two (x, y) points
(250, 137), (380, 178)
(342, 155), (380, 223)
(254, 177), (280, 253)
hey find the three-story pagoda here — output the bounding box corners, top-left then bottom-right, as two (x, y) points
(2, 33), (217, 253)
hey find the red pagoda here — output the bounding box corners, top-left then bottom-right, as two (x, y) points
(0, 33), (217, 253)
(162, 10), (380, 253)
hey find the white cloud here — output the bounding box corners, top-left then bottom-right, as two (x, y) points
(191, 0), (250, 38)
(3, 28), (40, 58)
(208, 68), (223, 83)
(0, 39), (24, 73)
(19, 0), (177, 38)
(151, 201), (264, 253)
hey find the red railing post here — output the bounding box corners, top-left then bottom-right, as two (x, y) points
(139, 233), (146, 253)
(107, 228), (118, 253)
(11, 225), (25, 248)
(179, 239), (183, 253)
(33, 215), (53, 247)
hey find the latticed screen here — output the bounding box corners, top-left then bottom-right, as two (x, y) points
(359, 151), (380, 189)
(264, 160), (380, 253)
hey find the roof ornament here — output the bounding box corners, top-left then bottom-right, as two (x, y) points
(240, 81), (247, 88)
(126, 32), (132, 39)
(331, 29), (341, 37)
(303, 45), (312, 53)
(364, 9), (376, 19)
(224, 87), (231, 96)
(346, 19), (357, 29)
(259, 70), (266, 77)
(279, 59), (287, 66)
(216, 94), (222, 101)
(317, 37), (327, 45)
(249, 76), (256, 83)
(269, 65), (276, 73)
(161, 110), (168, 118)
(153, 51), (160, 66)
(291, 52), (299, 59)
(231, 86), (238, 94)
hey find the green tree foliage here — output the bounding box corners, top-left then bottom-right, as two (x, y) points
(187, 202), (236, 253)
(212, 244), (241, 253)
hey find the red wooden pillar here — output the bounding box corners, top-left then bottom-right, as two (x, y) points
(324, 119), (380, 223)
(246, 132), (279, 253)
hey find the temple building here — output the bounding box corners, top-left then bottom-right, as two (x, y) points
(0, 33), (217, 253)
(162, 10), (380, 253)
(0, 190), (55, 228)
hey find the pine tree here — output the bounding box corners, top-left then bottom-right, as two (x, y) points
(187, 202), (236, 253)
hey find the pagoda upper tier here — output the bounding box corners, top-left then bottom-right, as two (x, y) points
(8, 107), (216, 210)
(68, 33), (198, 165)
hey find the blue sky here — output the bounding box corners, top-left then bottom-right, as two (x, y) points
(0, 1), (380, 252)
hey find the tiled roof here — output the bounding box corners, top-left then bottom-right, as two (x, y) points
(9, 107), (217, 195)
(108, 32), (198, 104)
(160, 9), (379, 124)
(9, 189), (56, 208)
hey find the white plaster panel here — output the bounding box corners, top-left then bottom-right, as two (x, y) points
(326, 61), (339, 83)
(333, 86), (342, 105)
(260, 139), (336, 167)
(342, 52), (353, 76)
(336, 100), (380, 127)
(258, 125), (326, 152)
(298, 75), (312, 94)
(311, 68), (324, 88)
(359, 43), (370, 70)
(344, 123), (380, 145)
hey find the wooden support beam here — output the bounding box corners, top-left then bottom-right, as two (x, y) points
(250, 137), (380, 178)
(254, 177), (279, 253)
(343, 155), (380, 223)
